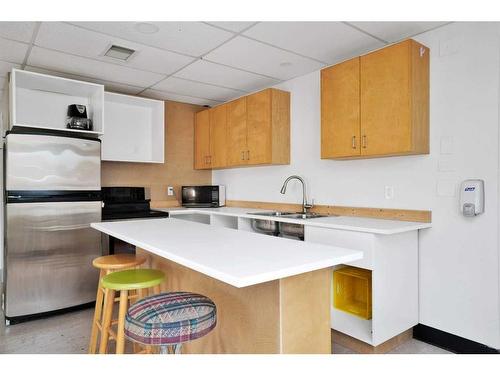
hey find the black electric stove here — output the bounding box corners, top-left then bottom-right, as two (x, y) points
(102, 187), (169, 221)
(102, 187), (169, 255)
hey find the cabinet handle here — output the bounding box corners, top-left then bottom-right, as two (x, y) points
(246, 150), (250, 160)
(241, 151), (245, 160)
(351, 136), (356, 149)
(362, 135), (367, 149)
(208, 155), (211, 165)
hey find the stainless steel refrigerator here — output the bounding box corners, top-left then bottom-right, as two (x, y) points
(3, 130), (102, 324)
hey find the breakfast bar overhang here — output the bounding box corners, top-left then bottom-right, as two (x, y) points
(91, 217), (362, 353)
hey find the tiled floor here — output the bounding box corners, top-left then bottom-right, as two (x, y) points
(0, 305), (451, 354)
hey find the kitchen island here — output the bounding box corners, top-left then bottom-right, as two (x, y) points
(91, 217), (363, 354)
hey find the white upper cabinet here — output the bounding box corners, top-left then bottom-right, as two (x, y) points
(102, 92), (164, 163)
(9, 69), (104, 135)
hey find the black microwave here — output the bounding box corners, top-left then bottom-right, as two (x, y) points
(181, 185), (226, 208)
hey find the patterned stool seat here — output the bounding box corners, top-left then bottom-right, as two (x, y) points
(125, 292), (217, 347)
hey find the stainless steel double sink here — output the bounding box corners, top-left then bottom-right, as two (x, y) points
(249, 211), (328, 240)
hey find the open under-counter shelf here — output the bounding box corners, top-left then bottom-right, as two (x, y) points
(101, 92), (164, 163)
(9, 69), (104, 136)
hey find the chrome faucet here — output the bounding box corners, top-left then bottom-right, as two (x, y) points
(280, 175), (313, 214)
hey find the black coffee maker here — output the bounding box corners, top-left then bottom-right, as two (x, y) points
(66, 104), (93, 130)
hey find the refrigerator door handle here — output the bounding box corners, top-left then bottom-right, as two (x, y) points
(35, 223), (91, 232)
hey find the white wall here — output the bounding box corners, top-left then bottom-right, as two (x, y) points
(213, 22), (500, 348)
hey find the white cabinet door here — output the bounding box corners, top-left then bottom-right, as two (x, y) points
(102, 92), (164, 163)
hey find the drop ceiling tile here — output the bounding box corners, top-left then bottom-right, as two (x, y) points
(141, 89), (222, 107)
(24, 65), (144, 95)
(349, 22), (449, 43)
(204, 36), (325, 80)
(153, 76), (244, 102)
(0, 60), (20, 77)
(28, 47), (165, 88)
(0, 38), (29, 64)
(243, 22), (385, 64)
(70, 22), (233, 57)
(174, 60), (280, 92)
(0, 22), (37, 42)
(35, 22), (194, 75)
(205, 22), (257, 33)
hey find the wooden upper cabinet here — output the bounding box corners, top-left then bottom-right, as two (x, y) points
(247, 89), (272, 164)
(198, 88), (290, 170)
(227, 97), (248, 166)
(194, 110), (211, 169)
(321, 39), (429, 160)
(246, 88), (290, 166)
(209, 104), (228, 168)
(321, 57), (361, 158)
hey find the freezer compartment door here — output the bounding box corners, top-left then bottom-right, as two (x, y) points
(5, 201), (102, 318)
(5, 133), (101, 191)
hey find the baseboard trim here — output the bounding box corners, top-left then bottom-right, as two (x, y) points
(413, 324), (499, 354)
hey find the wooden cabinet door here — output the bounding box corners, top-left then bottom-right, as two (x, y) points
(209, 104), (228, 168)
(227, 97), (248, 166)
(194, 110), (211, 169)
(247, 89), (272, 165)
(360, 40), (412, 156)
(321, 58), (361, 158)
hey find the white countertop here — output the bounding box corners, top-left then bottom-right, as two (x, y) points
(91, 218), (362, 288)
(161, 207), (432, 235)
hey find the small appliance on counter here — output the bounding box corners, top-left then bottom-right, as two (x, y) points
(181, 185), (226, 208)
(66, 104), (93, 130)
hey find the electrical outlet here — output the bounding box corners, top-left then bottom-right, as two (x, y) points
(385, 186), (394, 200)
(167, 186), (174, 196)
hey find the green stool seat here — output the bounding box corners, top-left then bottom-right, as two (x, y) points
(101, 269), (165, 290)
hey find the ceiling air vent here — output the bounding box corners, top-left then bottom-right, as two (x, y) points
(103, 45), (136, 61)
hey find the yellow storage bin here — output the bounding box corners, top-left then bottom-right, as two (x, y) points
(333, 266), (372, 320)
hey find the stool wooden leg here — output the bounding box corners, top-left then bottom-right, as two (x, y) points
(88, 269), (105, 354)
(116, 290), (129, 354)
(99, 288), (115, 354)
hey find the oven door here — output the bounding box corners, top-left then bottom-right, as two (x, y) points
(181, 186), (217, 207)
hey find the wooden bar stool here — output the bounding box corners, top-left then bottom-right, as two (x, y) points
(99, 269), (165, 354)
(88, 254), (147, 354)
(124, 292), (217, 354)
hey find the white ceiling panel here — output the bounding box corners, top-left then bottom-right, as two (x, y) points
(0, 22), (37, 43)
(70, 22), (234, 57)
(24, 65), (144, 95)
(0, 38), (29, 64)
(243, 22), (385, 64)
(204, 36), (325, 80)
(28, 47), (165, 88)
(153, 76), (244, 101)
(0, 60), (20, 77)
(141, 89), (221, 107)
(206, 22), (257, 33)
(36, 22), (194, 75)
(174, 60), (280, 92)
(350, 22), (449, 43)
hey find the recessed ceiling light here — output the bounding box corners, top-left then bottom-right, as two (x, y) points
(104, 45), (136, 61)
(135, 22), (160, 34)
(280, 62), (292, 67)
